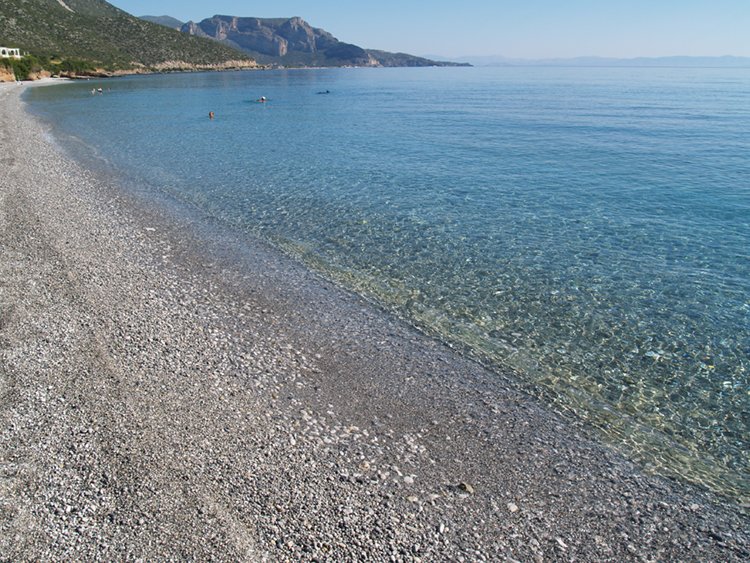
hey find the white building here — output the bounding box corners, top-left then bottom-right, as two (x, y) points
(0, 47), (22, 60)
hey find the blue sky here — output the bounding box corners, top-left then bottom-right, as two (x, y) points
(109, 1), (750, 59)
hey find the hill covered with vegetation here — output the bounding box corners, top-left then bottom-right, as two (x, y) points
(0, 0), (255, 74)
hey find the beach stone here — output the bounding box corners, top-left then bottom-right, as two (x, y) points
(458, 483), (475, 495)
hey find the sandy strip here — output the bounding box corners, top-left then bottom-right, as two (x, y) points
(0, 82), (747, 561)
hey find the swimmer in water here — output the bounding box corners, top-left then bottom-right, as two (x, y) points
(208, 111), (215, 119)
(258, 96), (267, 103)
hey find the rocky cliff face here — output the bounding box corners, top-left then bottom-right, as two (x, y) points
(182, 16), (376, 66)
(190, 17), (292, 57)
(0, 65), (16, 82)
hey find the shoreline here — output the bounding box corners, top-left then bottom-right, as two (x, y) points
(1, 83), (748, 559)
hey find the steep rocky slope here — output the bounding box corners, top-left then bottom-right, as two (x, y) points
(182, 15), (468, 68)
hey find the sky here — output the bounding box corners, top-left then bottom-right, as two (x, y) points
(108, 1), (750, 59)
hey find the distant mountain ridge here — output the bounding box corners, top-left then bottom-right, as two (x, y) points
(436, 55), (750, 68)
(140, 15), (184, 30)
(180, 15), (469, 68)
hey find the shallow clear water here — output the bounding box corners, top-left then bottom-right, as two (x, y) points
(26, 67), (750, 502)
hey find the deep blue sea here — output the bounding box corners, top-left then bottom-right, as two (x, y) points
(26, 67), (750, 502)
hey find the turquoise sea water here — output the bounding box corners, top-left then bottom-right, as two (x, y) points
(26, 67), (750, 502)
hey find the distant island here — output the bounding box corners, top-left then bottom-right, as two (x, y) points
(434, 54), (750, 68)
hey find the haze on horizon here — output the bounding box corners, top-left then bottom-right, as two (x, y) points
(110, 0), (750, 60)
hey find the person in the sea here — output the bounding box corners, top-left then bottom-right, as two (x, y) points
(258, 96), (267, 103)
(208, 111), (215, 120)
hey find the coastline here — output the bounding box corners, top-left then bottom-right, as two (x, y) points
(1, 82), (748, 559)
(0, 61), (261, 84)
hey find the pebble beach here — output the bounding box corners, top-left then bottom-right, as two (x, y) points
(1, 81), (748, 561)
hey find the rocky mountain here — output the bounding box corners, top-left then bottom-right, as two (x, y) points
(140, 15), (184, 30)
(182, 15), (468, 68)
(0, 0), (255, 71)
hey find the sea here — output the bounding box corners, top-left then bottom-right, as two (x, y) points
(25, 66), (750, 503)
